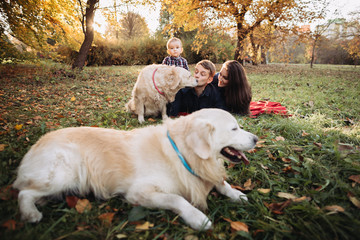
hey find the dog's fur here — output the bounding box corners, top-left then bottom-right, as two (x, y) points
(126, 64), (197, 123)
(13, 109), (257, 230)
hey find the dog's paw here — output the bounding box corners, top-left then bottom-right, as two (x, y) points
(138, 115), (145, 124)
(181, 208), (212, 231)
(21, 210), (43, 223)
(229, 189), (248, 203)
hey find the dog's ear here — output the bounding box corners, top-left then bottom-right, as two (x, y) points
(185, 119), (214, 159)
(168, 68), (181, 90)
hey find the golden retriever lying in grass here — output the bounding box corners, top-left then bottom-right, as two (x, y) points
(13, 109), (257, 230)
(126, 64), (197, 123)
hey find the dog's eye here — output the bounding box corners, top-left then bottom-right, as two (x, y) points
(232, 127), (238, 131)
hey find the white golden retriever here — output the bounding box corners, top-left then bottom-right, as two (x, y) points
(13, 109), (257, 230)
(126, 64), (197, 123)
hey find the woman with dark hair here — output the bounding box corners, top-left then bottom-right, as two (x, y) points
(212, 60), (252, 115)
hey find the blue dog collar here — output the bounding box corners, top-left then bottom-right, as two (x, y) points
(167, 131), (198, 177)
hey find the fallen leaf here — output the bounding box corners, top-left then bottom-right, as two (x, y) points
(266, 150), (277, 160)
(323, 205), (345, 212)
(247, 149), (258, 153)
(223, 218), (249, 232)
(282, 166), (293, 173)
(260, 164), (269, 170)
(264, 200), (292, 214)
(337, 143), (354, 151)
(281, 158), (291, 163)
(2, 219), (16, 230)
(14, 124), (23, 130)
(347, 192), (360, 208)
(70, 96), (76, 101)
(184, 235), (199, 240)
(116, 234), (128, 239)
(313, 142), (322, 148)
(275, 136), (285, 141)
(292, 147), (303, 152)
(135, 221), (154, 231)
(98, 212), (115, 225)
(75, 199), (92, 213)
(33, 116), (42, 120)
(253, 229), (265, 236)
(66, 196), (79, 208)
(301, 130), (309, 136)
(349, 175), (360, 184)
(292, 196), (311, 202)
(0, 185), (18, 200)
(277, 192), (297, 199)
(0, 144), (7, 151)
(258, 188), (271, 194)
(244, 178), (252, 188)
(147, 118), (156, 122)
(232, 179), (255, 191)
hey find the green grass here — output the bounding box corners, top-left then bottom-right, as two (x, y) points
(0, 62), (359, 239)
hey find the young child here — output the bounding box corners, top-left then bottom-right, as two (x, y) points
(162, 37), (189, 71)
(168, 60), (225, 116)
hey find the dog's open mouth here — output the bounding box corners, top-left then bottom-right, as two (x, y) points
(220, 147), (250, 165)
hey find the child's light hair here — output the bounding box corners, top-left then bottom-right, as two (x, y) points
(197, 60), (216, 77)
(166, 37), (183, 49)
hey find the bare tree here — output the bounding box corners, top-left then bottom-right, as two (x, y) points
(119, 11), (149, 40)
(310, 19), (335, 68)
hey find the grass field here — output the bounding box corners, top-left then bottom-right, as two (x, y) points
(0, 62), (359, 239)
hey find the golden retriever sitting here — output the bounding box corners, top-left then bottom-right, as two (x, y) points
(13, 109), (257, 230)
(126, 64), (197, 123)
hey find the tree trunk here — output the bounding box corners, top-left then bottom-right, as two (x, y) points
(72, 0), (99, 70)
(234, 24), (247, 64)
(261, 46), (267, 64)
(310, 35), (319, 69)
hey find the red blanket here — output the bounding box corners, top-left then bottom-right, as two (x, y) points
(250, 101), (290, 118)
(177, 101), (290, 118)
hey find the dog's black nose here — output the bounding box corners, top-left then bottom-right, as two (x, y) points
(253, 135), (258, 145)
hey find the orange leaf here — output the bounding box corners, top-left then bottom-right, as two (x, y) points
(257, 188), (271, 194)
(264, 200), (292, 214)
(275, 136), (285, 141)
(223, 218), (249, 232)
(14, 124), (23, 130)
(323, 205), (345, 212)
(70, 96), (76, 102)
(349, 175), (360, 184)
(0, 144), (7, 152)
(281, 158), (291, 163)
(0, 185), (18, 201)
(98, 212), (115, 225)
(75, 199), (92, 213)
(293, 196), (311, 202)
(244, 178), (252, 188)
(135, 221), (154, 231)
(301, 130), (309, 136)
(230, 221), (249, 232)
(2, 219), (16, 230)
(33, 116), (42, 120)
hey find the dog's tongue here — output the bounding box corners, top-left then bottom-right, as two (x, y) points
(223, 147), (250, 165)
(238, 151), (250, 165)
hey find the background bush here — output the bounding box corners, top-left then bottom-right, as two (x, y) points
(60, 35), (235, 66)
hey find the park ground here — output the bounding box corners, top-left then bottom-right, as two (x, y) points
(0, 62), (359, 239)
